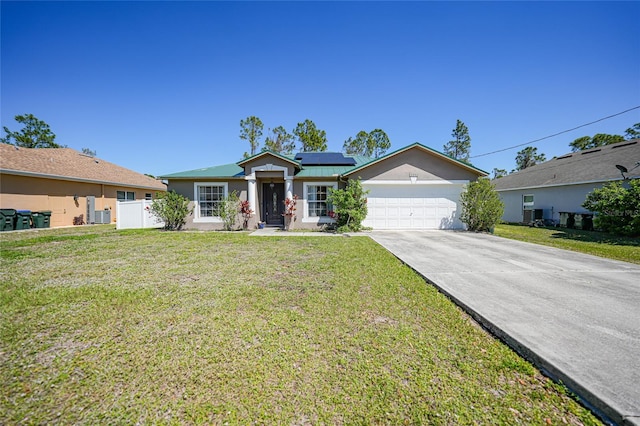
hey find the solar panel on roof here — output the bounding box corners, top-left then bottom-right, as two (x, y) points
(294, 152), (356, 166)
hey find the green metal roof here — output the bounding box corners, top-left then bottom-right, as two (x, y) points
(160, 153), (374, 179)
(159, 163), (244, 179)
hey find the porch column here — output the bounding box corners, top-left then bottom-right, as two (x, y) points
(247, 178), (256, 212)
(285, 177), (293, 200)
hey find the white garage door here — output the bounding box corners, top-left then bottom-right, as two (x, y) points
(363, 183), (465, 230)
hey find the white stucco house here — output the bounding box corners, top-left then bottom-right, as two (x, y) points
(159, 143), (488, 230)
(493, 139), (640, 226)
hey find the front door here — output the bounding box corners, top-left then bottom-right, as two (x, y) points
(263, 183), (285, 225)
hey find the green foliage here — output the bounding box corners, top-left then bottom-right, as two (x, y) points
(492, 168), (508, 179)
(443, 119), (471, 162)
(343, 128), (391, 158)
(582, 180), (640, 236)
(515, 146), (546, 170)
(240, 116), (264, 156)
(460, 178), (504, 232)
(327, 179), (369, 232)
(1, 113), (61, 148)
(218, 191), (240, 231)
(624, 123), (640, 140)
(150, 190), (193, 231)
(569, 133), (625, 152)
(81, 147), (96, 157)
(263, 126), (296, 154)
(293, 119), (327, 152)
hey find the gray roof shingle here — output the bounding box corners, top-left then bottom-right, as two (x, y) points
(492, 139), (640, 191)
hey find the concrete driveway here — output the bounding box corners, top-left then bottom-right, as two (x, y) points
(370, 230), (640, 426)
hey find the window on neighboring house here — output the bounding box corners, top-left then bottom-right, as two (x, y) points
(195, 183), (227, 220)
(117, 191), (135, 201)
(305, 183), (336, 218)
(145, 193), (152, 200)
(523, 194), (534, 206)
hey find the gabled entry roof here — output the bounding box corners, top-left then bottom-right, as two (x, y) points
(236, 150), (301, 168)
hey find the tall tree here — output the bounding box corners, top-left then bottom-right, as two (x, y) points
(515, 146), (546, 171)
(263, 126), (296, 154)
(239, 116), (264, 156)
(293, 119), (327, 152)
(343, 131), (369, 156)
(81, 147), (97, 157)
(569, 133), (624, 152)
(1, 113), (61, 148)
(625, 123), (640, 140)
(368, 129), (391, 158)
(343, 129), (391, 158)
(443, 119), (471, 162)
(491, 168), (508, 179)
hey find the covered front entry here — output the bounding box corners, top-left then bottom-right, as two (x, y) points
(262, 183), (285, 226)
(363, 183), (465, 229)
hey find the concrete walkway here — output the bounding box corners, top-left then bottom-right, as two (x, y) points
(369, 231), (640, 426)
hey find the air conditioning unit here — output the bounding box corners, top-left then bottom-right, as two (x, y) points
(94, 210), (112, 224)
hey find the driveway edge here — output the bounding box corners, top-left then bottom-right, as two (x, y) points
(390, 254), (625, 426)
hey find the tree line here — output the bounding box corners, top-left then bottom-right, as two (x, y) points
(239, 116), (392, 159)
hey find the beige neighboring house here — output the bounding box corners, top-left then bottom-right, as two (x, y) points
(0, 144), (166, 228)
(160, 143), (487, 230)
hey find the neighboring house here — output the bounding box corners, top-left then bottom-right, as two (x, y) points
(0, 144), (167, 227)
(159, 143), (487, 230)
(493, 139), (640, 225)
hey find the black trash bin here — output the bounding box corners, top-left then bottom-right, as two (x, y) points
(32, 211), (52, 228)
(0, 209), (17, 231)
(15, 210), (32, 230)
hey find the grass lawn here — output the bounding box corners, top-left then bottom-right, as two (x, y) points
(494, 224), (640, 264)
(1, 226), (600, 424)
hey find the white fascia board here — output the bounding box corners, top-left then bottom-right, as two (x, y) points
(494, 178), (627, 192)
(361, 179), (469, 185)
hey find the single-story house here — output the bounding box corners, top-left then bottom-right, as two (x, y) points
(493, 139), (640, 225)
(0, 144), (167, 227)
(159, 143), (487, 230)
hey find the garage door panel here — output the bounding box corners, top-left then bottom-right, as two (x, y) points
(363, 183), (465, 230)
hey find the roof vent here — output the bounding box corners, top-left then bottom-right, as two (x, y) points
(94, 160), (99, 164)
(581, 149), (601, 155)
(611, 141), (637, 149)
(556, 154), (572, 160)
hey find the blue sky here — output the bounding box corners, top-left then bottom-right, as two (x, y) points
(2, 1), (639, 177)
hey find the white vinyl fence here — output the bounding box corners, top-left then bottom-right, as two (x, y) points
(116, 200), (165, 230)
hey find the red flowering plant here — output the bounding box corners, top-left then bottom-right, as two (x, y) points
(283, 195), (298, 216)
(239, 200), (254, 230)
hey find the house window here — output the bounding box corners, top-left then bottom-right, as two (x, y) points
(304, 182), (337, 220)
(194, 183), (227, 222)
(145, 193), (152, 200)
(117, 191), (135, 201)
(523, 194), (534, 206)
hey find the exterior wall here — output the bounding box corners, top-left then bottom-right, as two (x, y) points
(349, 147), (481, 182)
(498, 182), (604, 223)
(292, 177), (342, 229)
(0, 174), (164, 228)
(167, 176), (346, 231)
(167, 179), (248, 230)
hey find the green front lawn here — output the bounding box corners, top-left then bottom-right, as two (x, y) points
(1, 227), (599, 424)
(494, 224), (640, 264)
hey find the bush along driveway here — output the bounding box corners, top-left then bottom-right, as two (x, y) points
(370, 230), (640, 426)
